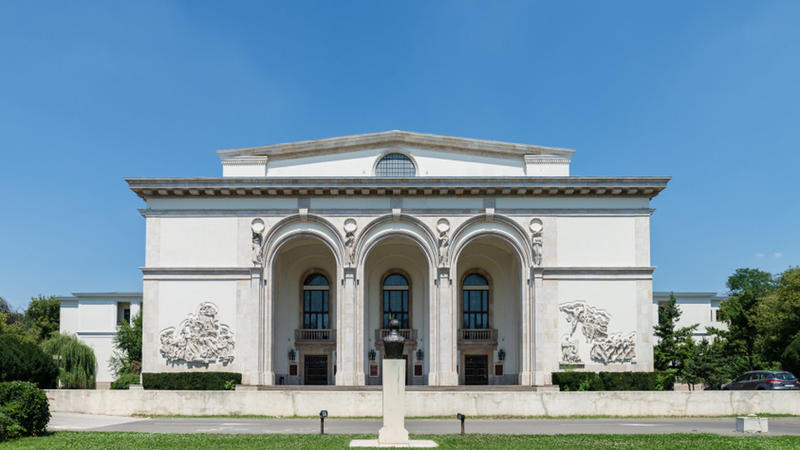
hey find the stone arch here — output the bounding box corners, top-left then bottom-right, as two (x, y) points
(354, 214), (438, 268)
(449, 214), (532, 268)
(261, 214), (346, 270)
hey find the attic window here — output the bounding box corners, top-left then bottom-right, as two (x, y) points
(375, 153), (416, 177)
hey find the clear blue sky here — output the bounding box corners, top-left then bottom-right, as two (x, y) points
(1, 1), (798, 311)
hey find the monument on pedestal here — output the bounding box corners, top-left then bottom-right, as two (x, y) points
(350, 319), (437, 448)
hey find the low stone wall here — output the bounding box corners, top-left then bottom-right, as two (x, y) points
(46, 389), (800, 417)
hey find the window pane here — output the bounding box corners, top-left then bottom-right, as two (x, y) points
(376, 153), (415, 177)
(323, 294), (329, 312)
(384, 273), (409, 286)
(391, 291), (401, 311)
(304, 274), (329, 286)
(464, 273), (488, 286)
(402, 293), (408, 312)
(470, 292), (481, 311)
(311, 292), (322, 312)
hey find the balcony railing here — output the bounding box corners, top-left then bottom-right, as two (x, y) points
(458, 328), (498, 343)
(295, 328), (336, 342)
(375, 328), (418, 343)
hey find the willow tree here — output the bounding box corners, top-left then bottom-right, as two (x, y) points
(40, 333), (96, 389)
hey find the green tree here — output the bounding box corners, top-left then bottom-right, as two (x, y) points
(653, 293), (698, 383)
(754, 267), (800, 366)
(110, 313), (142, 376)
(714, 268), (774, 371)
(24, 296), (60, 342)
(40, 333), (96, 389)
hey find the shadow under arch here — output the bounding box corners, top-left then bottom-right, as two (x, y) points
(260, 214), (346, 270)
(354, 214), (438, 268)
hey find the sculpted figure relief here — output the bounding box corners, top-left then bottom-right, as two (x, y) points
(559, 300), (636, 364)
(438, 229), (449, 267)
(560, 336), (581, 364)
(159, 302), (235, 365)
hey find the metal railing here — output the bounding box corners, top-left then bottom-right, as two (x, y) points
(458, 328), (498, 342)
(375, 328), (418, 342)
(295, 329), (336, 342)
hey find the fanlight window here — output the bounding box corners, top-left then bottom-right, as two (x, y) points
(375, 153), (416, 177)
(303, 273), (329, 329)
(462, 273), (489, 329)
(383, 273), (409, 328)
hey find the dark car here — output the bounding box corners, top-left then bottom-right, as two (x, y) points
(721, 371), (799, 390)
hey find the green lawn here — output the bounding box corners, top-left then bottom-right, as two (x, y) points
(3, 432), (799, 449)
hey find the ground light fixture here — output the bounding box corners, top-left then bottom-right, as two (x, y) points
(456, 413), (465, 435)
(320, 410), (328, 434)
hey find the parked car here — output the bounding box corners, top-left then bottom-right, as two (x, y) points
(721, 371), (799, 390)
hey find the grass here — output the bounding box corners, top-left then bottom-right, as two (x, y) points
(135, 413), (800, 419)
(3, 432), (800, 449)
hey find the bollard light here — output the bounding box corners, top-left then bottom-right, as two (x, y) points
(320, 410), (328, 434)
(456, 413), (465, 436)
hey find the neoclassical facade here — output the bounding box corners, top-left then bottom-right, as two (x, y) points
(128, 131), (669, 386)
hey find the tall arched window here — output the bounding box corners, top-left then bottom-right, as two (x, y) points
(303, 273), (329, 329)
(382, 273), (409, 328)
(375, 153), (416, 177)
(462, 273), (489, 329)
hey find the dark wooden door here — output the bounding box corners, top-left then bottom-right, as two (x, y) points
(304, 355), (328, 385)
(464, 355), (488, 385)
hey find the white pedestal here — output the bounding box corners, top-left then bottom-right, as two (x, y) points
(349, 359), (437, 448)
(378, 359), (409, 445)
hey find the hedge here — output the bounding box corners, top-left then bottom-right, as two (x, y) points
(142, 372), (241, 390)
(111, 373), (141, 390)
(552, 371), (675, 391)
(0, 381), (51, 441)
(0, 336), (58, 388)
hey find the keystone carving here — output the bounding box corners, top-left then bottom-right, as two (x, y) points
(559, 300), (636, 364)
(159, 302), (235, 365)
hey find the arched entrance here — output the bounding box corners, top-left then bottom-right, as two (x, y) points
(272, 237), (338, 385)
(362, 236), (431, 385)
(454, 236), (523, 385)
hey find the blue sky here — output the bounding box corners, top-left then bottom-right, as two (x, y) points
(1, 1), (798, 310)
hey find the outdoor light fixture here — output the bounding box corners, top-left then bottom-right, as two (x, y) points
(288, 348), (296, 361)
(456, 413), (466, 435)
(368, 348), (377, 361)
(320, 410), (328, 434)
(416, 348), (424, 361)
(497, 349), (506, 361)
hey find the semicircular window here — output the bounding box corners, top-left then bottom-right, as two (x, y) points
(375, 153), (416, 177)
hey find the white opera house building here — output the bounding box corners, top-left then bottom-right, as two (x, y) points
(126, 131), (669, 387)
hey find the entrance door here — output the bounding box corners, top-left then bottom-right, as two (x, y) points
(304, 355), (328, 385)
(464, 355), (488, 385)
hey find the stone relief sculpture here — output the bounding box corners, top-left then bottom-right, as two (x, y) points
(529, 218), (543, 267)
(251, 218), (265, 266)
(590, 332), (637, 364)
(343, 218), (358, 267)
(560, 336), (581, 364)
(559, 300), (636, 364)
(159, 302), (235, 365)
(436, 218), (450, 267)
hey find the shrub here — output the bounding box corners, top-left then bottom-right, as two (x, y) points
(111, 373), (141, 390)
(142, 372), (242, 390)
(0, 381), (51, 437)
(0, 335), (58, 388)
(40, 334), (96, 389)
(552, 371), (674, 391)
(0, 410), (25, 442)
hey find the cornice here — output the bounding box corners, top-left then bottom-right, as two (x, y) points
(216, 130), (575, 160)
(126, 176), (670, 200)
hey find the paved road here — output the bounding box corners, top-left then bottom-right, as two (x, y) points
(48, 413), (800, 436)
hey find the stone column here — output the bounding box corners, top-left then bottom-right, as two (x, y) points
(432, 267), (458, 385)
(336, 267), (360, 385)
(518, 266), (535, 385)
(261, 272), (275, 385)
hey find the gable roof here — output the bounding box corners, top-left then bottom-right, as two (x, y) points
(217, 130), (575, 161)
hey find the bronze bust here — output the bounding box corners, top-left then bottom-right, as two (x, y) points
(383, 318), (405, 359)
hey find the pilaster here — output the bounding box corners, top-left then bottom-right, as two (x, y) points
(431, 267), (458, 385)
(336, 267), (362, 385)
